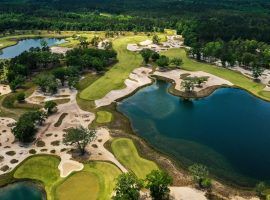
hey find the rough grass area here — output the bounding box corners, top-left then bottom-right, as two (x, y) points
(14, 155), (60, 199)
(55, 161), (121, 200)
(161, 48), (270, 101)
(111, 138), (158, 179)
(79, 35), (149, 100)
(96, 111), (112, 123)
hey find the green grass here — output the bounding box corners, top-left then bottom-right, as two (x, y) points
(161, 48), (270, 101)
(55, 162), (121, 200)
(96, 111), (112, 123)
(55, 172), (99, 200)
(111, 138), (158, 179)
(13, 155), (121, 200)
(14, 155), (61, 199)
(79, 35), (149, 100)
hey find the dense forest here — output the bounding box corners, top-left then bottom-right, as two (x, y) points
(1, 0), (270, 69)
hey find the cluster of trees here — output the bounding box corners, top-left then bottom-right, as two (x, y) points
(34, 66), (80, 94)
(7, 46), (62, 91)
(140, 49), (183, 68)
(113, 170), (172, 200)
(12, 100), (58, 143)
(187, 39), (270, 79)
(66, 47), (117, 71)
(181, 76), (208, 93)
(12, 111), (47, 143)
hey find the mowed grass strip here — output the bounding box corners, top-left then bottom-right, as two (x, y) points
(55, 162), (121, 200)
(111, 138), (158, 179)
(161, 48), (270, 101)
(79, 35), (148, 100)
(14, 155), (60, 198)
(96, 111), (112, 123)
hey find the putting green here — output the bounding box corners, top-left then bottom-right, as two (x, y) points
(55, 162), (121, 200)
(96, 111), (112, 123)
(55, 172), (99, 200)
(79, 35), (148, 100)
(161, 48), (270, 101)
(111, 138), (158, 179)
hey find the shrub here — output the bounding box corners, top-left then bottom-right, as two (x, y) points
(16, 92), (25, 103)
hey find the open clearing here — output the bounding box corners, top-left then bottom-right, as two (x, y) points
(111, 138), (158, 179)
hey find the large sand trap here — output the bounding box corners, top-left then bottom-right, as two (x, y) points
(50, 46), (72, 55)
(26, 86), (72, 104)
(95, 67), (152, 108)
(154, 69), (233, 92)
(0, 85), (11, 96)
(170, 187), (207, 200)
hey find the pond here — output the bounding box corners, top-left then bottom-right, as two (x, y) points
(0, 38), (66, 59)
(0, 182), (45, 200)
(117, 80), (270, 186)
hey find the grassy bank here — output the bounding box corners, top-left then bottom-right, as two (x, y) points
(162, 48), (270, 101)
(111, 138), (159, 179)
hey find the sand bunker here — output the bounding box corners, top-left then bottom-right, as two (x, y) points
(154, 69), (233, 92)
(95, 67), (152, 108)
(58, 155), (84, 177)
(50, 46), (72, 55)
(0, 85), (11, 96)
(170, 187), (207, 200)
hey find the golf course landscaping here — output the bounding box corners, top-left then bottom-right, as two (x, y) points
(1, 30), (270, 199)
(79, 35), (148, 101)
(162, 48), (270, 101)
(111, 138), (159, 179)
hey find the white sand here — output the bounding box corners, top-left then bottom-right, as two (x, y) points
(95, 67), (152, 108)
(50, 46), (71, 55)
(0, 85), (11, 96)
(170, 187), (207, 200)
(139, 40), (153, 46)
(26, 85), (72, 104)
(58, 154), (84, 177)
(154, 69), (233, 92)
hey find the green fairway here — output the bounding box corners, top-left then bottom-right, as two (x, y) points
(14, 155), (60, 199)
(161, 48), (270, 101)
(79, 35), (148, 100)
(96, 111), (112, 123)
(55, 162), (121, 200)
(111, 138), (158, 179)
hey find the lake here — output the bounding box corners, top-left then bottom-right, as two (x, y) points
(118, 80), (270, 186)
(0, 38), (65, 59)
(0, 182), (44, 200)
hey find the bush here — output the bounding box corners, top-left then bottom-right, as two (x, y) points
(16, 92), (25, 103)
(156, 55), (169, 68)
(200, 178), (212, 189)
